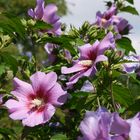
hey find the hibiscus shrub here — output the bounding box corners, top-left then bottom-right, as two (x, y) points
(0, 0), (140, 139)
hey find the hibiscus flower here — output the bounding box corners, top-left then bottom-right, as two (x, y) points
(5, 71), (67, 127)
(61, 32), (115, 86)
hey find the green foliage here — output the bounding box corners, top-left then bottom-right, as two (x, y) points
(126, 0), (134, 4)
(113, 84), (133, 107)
(0, 13), (26, 40)
(116, 37), (136, 55)
(120, 6), (139, 15)
(0, 0), (140, 139)
(51, 134), (68, 140)
(38, 35), (77, 55)
(0, 0), (67, 17)
(127, 99), (140, 112)
(0, 53), (18, 75)
(0, 128), (17, 140)
(32, 21), (52, 31)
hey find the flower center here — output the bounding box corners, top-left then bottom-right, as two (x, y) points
(78, 60), (93, 67)
(112, 16), (120, 23)
(101, 18), (107, 25)
(31, 98), (43, 107)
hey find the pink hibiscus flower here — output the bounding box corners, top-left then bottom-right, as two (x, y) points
(61, 32), (115, 86)
(5, 71), (67, 127)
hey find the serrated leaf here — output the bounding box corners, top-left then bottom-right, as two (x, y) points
(32, 20), (52, 30)
(55, 108), (66, 124)
(71, 91), (91, 97)
(51, 134), (68, 140)
(126, 0), (134, 4)
(113, 84), (133, 107)
(0, 53), (18, 75)
(0, 64), (6, 76)
(120, 6), (139, 15)
(39, 35), (77, 55)
(43, 63), (67, 72)
(21, 126), (35, 140)
(127, 99), (140, 111)
(0, 13), (26, 40)
(0, 128), (16, 139)
(116, 37), (136, 55)
(127, 74), (140, 98)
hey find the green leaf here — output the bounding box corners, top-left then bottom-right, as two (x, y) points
(43, 63), (67, 73)
(32, 20), (52, 30)
(127, 99), (140, 111)
(0, 64), (6, 76)
(113, 84), (133, 107)
(126, 0), (134, 4)
(116, 37), (136, 55)
(75, 38), (85, 46)
(71, 91), (91, 97)
(120, 6), (139, 15)
(0, 53), (18, 75)
(127, 74), (140, 98)
(0, 128), (16, 139)
(51, 134), (68, 140)
(0, 13), (26, 40)
(21, 126), (37, 140)
(39, 35), (77, 55)
(55, 108), (66, 124)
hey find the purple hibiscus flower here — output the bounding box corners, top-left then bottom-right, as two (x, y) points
(95, 4), (117, 28)
(80, 80), (95, 93)
(44, 43), (72, 64)
(95, 4), (133, 38)
(0, 94), (4, 105)
(78, 108), (140, 140)
(123, 55), (140, 73)
(61, 32), (115, 86)
(28, 0), (61, 35)
(112, 17), (133, 37)
(44, 43), (58, 64)
(5, 72), (67, 127)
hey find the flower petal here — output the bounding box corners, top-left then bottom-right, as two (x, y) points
(5, 99), (25, 109)
(30, 71), (57, 94)
(47, 83), (67, 106)
(5, 99), (29, 120)
(34, 0), (44, 19)
(79, 111), (102, 140)
(51, 22), (62, 35)
(9, 109), (29, 120)
(61, 64), (87, 74)
(42, 4), (59, 24)
(11, 78), (34, 101)
(80, 80), (95, 93)
(105, 4), (117, 18)
(66, 70), (85, 86)
(22, 111), (43, 127)
(99, 112), (112, 138)
(43, 103), (55, 122)
(22, 103), (55, 127)
(95, 55), (108, 64)
(83, 66), (97, 77)
(98, 32), (115, 54)
(127, 113), (140, 140)
(28, 9), (35, 18)
(111, 136), (126, 140)
(111, 113), (130, 135)
(79, 42), (99, 60)
(44, 43), (55, 54)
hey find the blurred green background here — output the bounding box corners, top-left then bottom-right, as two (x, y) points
(0, 0), (67, 16)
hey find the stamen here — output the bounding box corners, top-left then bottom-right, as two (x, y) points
(32, 98), (43, 107)
(101, 18), (107, 25)
(78, 60), (93, 67)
